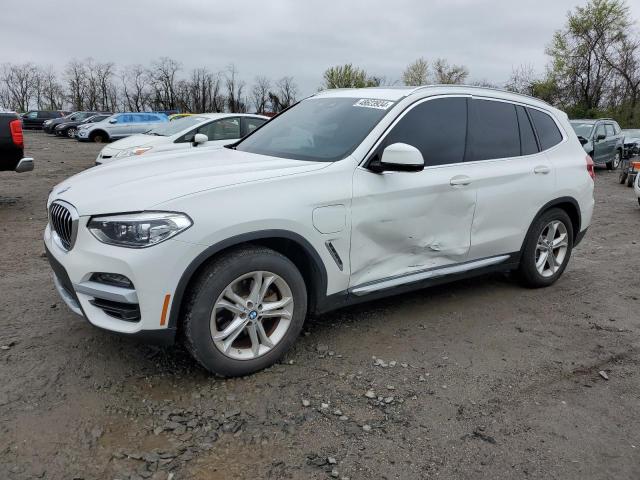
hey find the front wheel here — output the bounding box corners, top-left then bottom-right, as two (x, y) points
(627, 174), (634, 187)
(607, 151), (621, 170)
(182, 246), (307, 377)
(518, 208), (574, 288)
(67, 127), (77, 138)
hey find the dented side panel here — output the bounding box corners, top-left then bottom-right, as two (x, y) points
(349, 166), (476, 287)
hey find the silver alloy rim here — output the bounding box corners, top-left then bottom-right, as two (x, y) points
(210, 271), (294, 360)
(535, 220), (569, 278)
(68, 128), (76, 138)
(613, 152), (620, 169)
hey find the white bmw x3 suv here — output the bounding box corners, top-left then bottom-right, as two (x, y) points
(45, 86), (595, 376)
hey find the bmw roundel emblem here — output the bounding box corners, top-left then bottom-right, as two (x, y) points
(249, 310), (258, 320)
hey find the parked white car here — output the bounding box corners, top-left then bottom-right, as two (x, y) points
(635, 169), (640, 206)
(96, 113), (269, 165)
(45, 86), (594, 376)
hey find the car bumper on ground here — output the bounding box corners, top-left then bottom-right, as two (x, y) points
(44, 217), (203, 345)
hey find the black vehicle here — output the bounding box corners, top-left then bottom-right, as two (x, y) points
(43, 111), (103, 134)
(0, 111), (33, 172)
(54, 113), (112, 138)
(21, 110), (66, 130)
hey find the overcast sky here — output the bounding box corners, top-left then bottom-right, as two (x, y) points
(1, 0), (639, 97)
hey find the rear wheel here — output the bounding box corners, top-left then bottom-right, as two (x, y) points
(606, 151), (621, 170)
(67, 127), (77, 138)
(182, 246), (307, 377)
(619, 169), (628, 184)
(518, 208), (573, 288)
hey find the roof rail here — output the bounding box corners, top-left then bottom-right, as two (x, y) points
(407, 84), (554, 107)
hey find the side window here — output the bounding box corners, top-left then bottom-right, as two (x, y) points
(243, 117), (267, 136)
(25, 111), (37, 119)
(528, 108), (563, 150)
(467, 99), (520, 161)
(613, 123), (621, 134)
(120, 114), (133, 123)
(378, 97), (467, 167)
(605, 124), (615, 137)
(595, 124), (605, 139)
(200, 118), (241, 140)
(516, 105), (538, 155)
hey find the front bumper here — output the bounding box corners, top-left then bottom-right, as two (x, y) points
(44, 215), (203, 345)
(76, 129), (91, 141)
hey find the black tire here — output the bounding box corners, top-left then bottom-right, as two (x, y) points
(606, 150), (621, 170)
(627, 174), (634, 187)
(518, 208), (574, 288)
(619, 171), (628, 184)
(182, 246), (307, 377)
(90, 131), (107, 143)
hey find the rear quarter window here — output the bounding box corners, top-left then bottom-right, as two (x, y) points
(467, 99), (520, 161)
(528, 109), (563, 151)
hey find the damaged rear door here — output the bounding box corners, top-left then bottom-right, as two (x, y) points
(349, 96), (476, 288)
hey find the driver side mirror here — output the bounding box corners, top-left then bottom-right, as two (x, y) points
(193, 133), (208, 145)
(109, 118), (118, 124)
(596, 133), (606, 141)
(577, 136), (589, 146)
(369, 143), (424, 173)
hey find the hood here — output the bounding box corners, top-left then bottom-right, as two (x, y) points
(50, 148), (330, 215)
(103, 134), (163, 152)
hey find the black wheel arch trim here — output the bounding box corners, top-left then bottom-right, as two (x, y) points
(167, 229), (329, 329)
(521, 196), (582, 252)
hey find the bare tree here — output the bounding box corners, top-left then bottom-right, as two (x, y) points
(275, 76), (297, 109)
(149, 57), (182, 110)
(120, 64), (149, 112)
(402, 57), (429, 86)
(225, 64), (247, 113)
(251, 76), (271, 113)
(1, 62), (39, 111)
(432, 58), (469, 84)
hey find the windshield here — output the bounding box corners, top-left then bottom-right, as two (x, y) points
(235, 97), (394, 162)
(570, 122), (595, 138)
(146, 116), (209, 136)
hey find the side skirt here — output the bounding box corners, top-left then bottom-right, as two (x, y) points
(314, 252), (520, 315)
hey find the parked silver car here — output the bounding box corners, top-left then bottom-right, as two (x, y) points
(76, 112), (168, 143)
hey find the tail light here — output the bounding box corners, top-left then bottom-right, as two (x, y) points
(9, 120), (23, 148)
(586, 155), (595, 180)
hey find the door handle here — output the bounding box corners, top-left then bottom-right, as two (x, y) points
(534, 165), (551, 175)
(450, 175), (472, 186)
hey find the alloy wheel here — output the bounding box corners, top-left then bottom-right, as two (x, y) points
(613, 152), (620, 169)
(535, 220), (569, 278)
(67, 128), (76, 138)
(210, 271), (294, 360)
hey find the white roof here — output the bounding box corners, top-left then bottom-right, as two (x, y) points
(313, 85), (555, 111)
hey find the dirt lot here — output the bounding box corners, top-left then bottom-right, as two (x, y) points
(1, 131), (639, 480)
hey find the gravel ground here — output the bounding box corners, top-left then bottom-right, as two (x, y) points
(1, 131), (639, 480)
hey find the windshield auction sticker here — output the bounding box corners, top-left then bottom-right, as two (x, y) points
(353, 99), (394, 110)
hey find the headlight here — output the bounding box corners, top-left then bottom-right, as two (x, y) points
(44, 120), (51, 125)
(116, 146), (153, 158)
(87, 212), (192, 248)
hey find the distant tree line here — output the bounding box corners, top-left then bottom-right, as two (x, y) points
(1, 0), (637, 126)
(0, 58), (299, 115)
